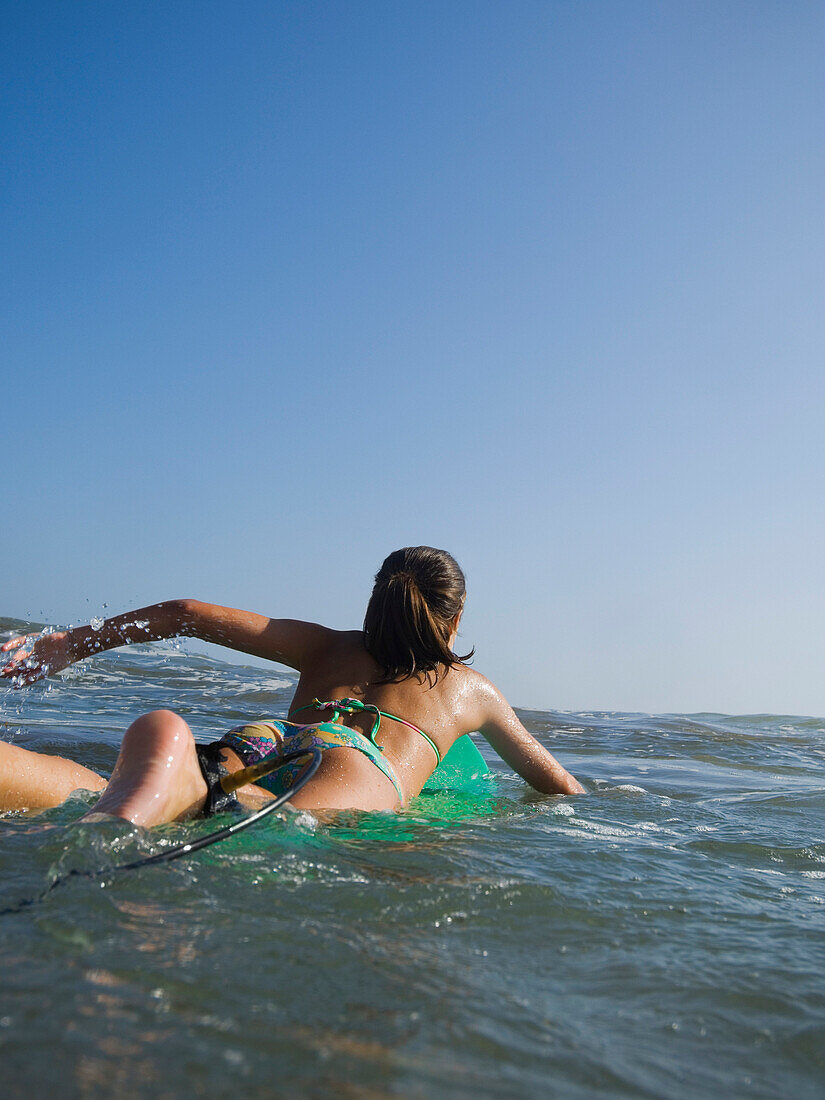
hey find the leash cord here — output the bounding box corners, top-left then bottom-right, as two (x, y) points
(0, 747), (323, 917)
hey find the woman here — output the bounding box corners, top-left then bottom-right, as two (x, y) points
(0, 547), (584, 823)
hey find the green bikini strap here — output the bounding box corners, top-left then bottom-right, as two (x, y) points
(291, 697), (442, 764)
(291, 698), (381, 743)
(377, 710), (442, 764)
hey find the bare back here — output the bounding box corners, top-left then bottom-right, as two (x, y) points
(289, 628), (489, 800)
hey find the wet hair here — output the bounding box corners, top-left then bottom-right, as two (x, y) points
(363, 547), (474, 682)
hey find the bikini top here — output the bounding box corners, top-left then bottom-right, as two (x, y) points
(289, 697), (442, 765)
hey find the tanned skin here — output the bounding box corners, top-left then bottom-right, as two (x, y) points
(0, 599), (584, 823)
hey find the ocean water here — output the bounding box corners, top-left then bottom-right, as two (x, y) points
(0, 617), (824, 1099)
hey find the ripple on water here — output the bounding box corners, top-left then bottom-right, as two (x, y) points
(1, 632), (825, 1096)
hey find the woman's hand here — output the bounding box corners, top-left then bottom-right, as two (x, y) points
(0, 602), (189, 688)
(1, 631), (73, 685)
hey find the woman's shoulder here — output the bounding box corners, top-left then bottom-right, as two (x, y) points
(436, 665), (507, 724)
(302, 627), (362, 653)
(300, 628), (373, 674)
(447, 663), (500, 695)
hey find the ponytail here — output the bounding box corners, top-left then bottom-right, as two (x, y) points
(363, 547), (473, 681)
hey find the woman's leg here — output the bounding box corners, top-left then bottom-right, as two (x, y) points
(0, 740), (107, 813)
(87, 710), (208, 827)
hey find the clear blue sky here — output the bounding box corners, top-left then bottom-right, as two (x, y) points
(3, 1), (825, 714)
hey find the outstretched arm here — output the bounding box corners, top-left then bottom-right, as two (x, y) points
(1, 599), (330, 684)
(474, 679), (585, 795)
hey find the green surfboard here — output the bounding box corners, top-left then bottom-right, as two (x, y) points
(423, 734), (489, 793)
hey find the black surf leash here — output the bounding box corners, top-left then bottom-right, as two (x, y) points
(0, 747), (322, 918)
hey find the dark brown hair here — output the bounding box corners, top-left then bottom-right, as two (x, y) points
(363, 547), (474, 681)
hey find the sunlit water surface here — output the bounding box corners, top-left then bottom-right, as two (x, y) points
(1, 617), (824, 1098)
